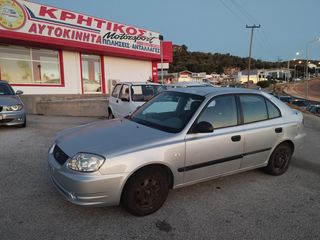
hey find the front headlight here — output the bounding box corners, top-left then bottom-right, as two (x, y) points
(67, 153), (105, 172)
(4, 104), (23, 111)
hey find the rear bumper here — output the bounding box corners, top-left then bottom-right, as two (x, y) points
(0, 110), (26, 126)
(292, 132), (306, 155)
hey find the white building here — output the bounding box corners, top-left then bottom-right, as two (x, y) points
(0, 0), (172, 95)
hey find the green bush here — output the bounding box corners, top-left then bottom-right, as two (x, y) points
(257, 80), (270, 88)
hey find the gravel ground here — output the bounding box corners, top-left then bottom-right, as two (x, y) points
(0, 114), (319, 240)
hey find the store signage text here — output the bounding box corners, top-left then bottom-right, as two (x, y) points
(0, 0), (160, 55)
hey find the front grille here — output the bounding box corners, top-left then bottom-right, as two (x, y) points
(0, 119), (13, 123)
(53, 144), (69, 165)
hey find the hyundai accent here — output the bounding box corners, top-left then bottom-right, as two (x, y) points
(48, 87), (305, 216)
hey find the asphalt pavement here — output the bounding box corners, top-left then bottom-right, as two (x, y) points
(0, 114), (319, 240)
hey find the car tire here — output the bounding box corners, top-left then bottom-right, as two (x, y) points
(107, 108), (114, 119)
(263, 143), (292, 176)
(121, 167), (169, 216)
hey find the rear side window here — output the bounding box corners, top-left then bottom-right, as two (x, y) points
(112, 84), (121, 98)
(266, 99), (281, 119)
(197, 95), (238, 129)
(239, 95), (268, 123)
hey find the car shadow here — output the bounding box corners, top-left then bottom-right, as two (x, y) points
(291, 157), (320, 175)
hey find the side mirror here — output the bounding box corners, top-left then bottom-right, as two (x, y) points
(16, 90), (24, 95)
(193, 121), (213, 133)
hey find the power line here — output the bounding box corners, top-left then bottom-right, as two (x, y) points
(230, 0), (256, 24)
(220, 1), (276, 61)
(219, 0), (247, 24)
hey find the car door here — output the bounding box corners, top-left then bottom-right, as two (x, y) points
(109, 84), (122, 118)
(117, 84), (133, 117)
(238, 94), (284, 169)
(183, 94), (244, 183)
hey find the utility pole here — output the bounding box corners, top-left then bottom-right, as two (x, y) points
(159, 35), (164, 84)
(246, 24), (260, 83)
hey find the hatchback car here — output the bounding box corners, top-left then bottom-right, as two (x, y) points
(108, 82), (165, 118)
(48, 87), (305, 216)
(278, 95), (292, 103)
(0, 80), (26, 127)
(307, 104), (320, 115)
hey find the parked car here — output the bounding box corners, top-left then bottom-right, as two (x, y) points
(278, 95), (292, 103)
(48, 87), (305, 216)
(83, 79), (101, 92)
(307, 104), (320, 115)
(108, 82), (165, 118)
(290, 98), (308, 108)
(0, 80), (26, 127)
(166, 81), (212, 88)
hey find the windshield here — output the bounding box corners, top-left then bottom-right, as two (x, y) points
(130, 91), (204, 133)
(131, 85), (166, 102)
(0, 83), (14, 95)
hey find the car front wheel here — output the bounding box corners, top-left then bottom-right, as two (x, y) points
(264, 143), (292, 175)
(107, 108), (114, 119)
(121, 167), (169, 216)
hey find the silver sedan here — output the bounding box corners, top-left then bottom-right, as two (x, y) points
(48, 87), (305, 216)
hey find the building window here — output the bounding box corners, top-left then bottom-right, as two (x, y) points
(0, 45), (61, 85)
(81, 54), (102, 93)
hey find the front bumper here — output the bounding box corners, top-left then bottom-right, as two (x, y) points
(48, 151), (128, 206)
(0, 110), (26, 126)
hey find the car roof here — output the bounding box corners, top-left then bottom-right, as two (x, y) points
(0, 80), (9, 84)
(166, 86), (261, 97)
(117, 82), (161, 86)
(167, 81), (210, 87)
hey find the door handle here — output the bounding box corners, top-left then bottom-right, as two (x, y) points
(275, 127), (282, 133)
(231, 135), (241, 142)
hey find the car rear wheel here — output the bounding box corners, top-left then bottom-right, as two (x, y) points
(264, 143), (292, 176)
(121, 167), (169, 216)
(107, 108), (114, 119)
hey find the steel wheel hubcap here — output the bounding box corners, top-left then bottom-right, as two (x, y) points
(135, 178), (160, 209)
(274, 149), (288, 169)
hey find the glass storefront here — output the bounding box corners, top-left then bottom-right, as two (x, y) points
(0, 45), (61, 85)
(81, 54), (102, 93)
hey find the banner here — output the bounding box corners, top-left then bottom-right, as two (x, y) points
(0, 0), (161, 55)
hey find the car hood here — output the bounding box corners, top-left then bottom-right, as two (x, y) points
(55, 118), (176, 158)
(0, 95), (22, 106)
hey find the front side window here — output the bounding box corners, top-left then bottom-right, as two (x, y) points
(240, 95), (268, 124)
(119, 84), (130, 101)
(112, 84), (121, 98)
(196, 95), (238, 129)
(130, 92), (204, 133)
(0, 45), (61, 85)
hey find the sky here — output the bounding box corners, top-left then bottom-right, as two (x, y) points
(34, 0), (320, 62)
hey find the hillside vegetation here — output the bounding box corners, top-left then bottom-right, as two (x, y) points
(169, 45), (285, 74)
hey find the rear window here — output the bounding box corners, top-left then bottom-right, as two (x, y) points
(266, 99), (281, 119)
(131, 85), (164, 102)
